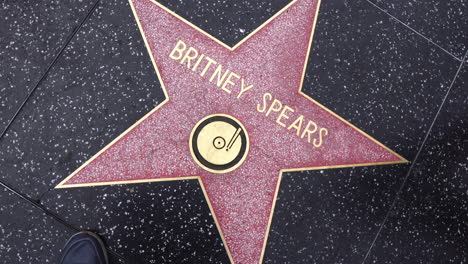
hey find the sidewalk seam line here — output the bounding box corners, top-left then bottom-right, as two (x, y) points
(366, 0), (462, 62)
(0, 180), (129, 263)
(361, 49), (468, 264)
(0, 0), (101, 142)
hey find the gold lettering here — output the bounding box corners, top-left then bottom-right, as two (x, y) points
(169, 40), (187, 61)
(276, 106), (295, 127)
(266, 99), (282, 117)
(287, 115), (304, 136)
(257, 93), (272, 113)
(301, 120), (318, 143)
(168, 42), (330, 147)
(221, 72), (240, 94)
(209, 65), (230, 87)
(313, 128), (328, 147)
(192, 54), (205, 72)
(180, 47), (198, 69)
(237, 79), (254, 99)
(200, 56), (217, 77)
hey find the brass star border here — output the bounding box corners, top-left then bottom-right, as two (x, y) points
(56, 0), (408, 263)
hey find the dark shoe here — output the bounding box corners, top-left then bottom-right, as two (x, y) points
(58, 231), (109, 264)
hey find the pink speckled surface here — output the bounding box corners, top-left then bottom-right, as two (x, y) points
(60, 0), (405, 263)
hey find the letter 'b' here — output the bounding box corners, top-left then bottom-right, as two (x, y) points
(169, 40), (187, 60)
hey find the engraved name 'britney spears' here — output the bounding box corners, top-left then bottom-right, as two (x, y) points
(169, 40), (253, 99)
(169, 40), (328, 148)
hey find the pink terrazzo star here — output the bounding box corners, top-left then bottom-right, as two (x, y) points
(57, 0), (407, 263)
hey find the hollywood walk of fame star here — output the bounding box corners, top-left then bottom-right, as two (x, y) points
(56, 0), (407, 263)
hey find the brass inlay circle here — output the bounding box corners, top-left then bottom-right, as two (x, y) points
(189, 114), (249, 173)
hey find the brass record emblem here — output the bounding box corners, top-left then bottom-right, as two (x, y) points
(190, 114), (249, 173)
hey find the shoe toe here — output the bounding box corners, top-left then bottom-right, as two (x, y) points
(59, 232), (108, 264)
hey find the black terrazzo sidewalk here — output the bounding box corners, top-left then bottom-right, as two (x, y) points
(1, 0), (467, 263)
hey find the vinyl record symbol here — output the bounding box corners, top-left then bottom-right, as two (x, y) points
(190, 114), (249, 173)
